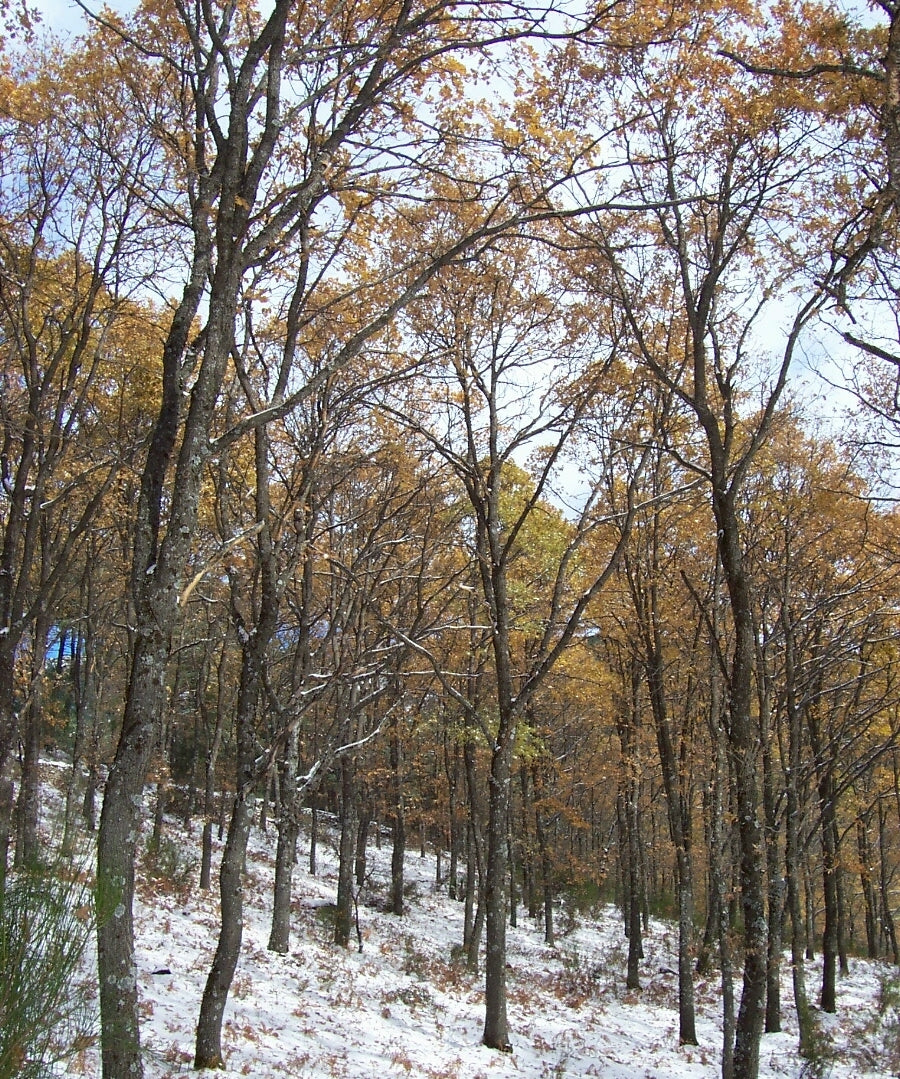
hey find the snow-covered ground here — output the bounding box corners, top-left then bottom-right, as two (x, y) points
(36, 763), (900, 1077)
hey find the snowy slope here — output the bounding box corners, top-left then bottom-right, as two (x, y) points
(39, 767), (899, 1079)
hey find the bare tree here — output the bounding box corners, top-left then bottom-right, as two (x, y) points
(385, 238), (652, 1050)
(86, 3), (614, 1073)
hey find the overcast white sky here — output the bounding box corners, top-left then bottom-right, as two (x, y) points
(31, 0), (87, 36)
(31, 0), (135, 37)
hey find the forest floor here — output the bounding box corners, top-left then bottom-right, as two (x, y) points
(36, 760), (900, 1078)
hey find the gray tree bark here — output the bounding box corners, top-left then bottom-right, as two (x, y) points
(335, 754), (359, 949)
(390, 715), (406, 916)
(193, 787), (254, 1069)
(268, 725), (300, 952)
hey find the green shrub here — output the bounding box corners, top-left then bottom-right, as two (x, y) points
(142, 835), (196, 901)
(799, 1011), (835, 1079)
(869, 969), (900, 1075)
(566, 879), (605, 914)
(0, 864), (97, 1078)
(313, 901), (338, 942)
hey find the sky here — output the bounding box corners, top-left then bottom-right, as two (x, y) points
(29, 0), (135, 38)
(31, 0), (89, 36)
(21, 0), (875, 466)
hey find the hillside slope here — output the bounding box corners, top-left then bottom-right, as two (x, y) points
(36, 765), (900, 1078)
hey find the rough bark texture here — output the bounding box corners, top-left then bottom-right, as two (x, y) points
(0, 777), (13, 894)
(533, 765), (554, 947)
(806, 699), (838, 1012)
(762, 737), (782, 1034)
(482, 717), (514, 1052)
(309, 805), (318, 876)
(0, 650), (17, 781)
(199, 641), (227, 892)
(355, 805), (371, 889)
(269, 727), (300, 953)
(193, 791), (254, 1069)
(643, 594), (697, 1044)
(858, 816), (878, 959)
(463, 735), (484, 970)
(445, 736), (461, 901)
(717, 499), (767, 1079)
(335, 755), (358, 949)
(784, 617), (813, 1056)
(15, 651), (43, 867)
(624, 801), (643, 994)
(96, 7), (287, 1070)
(711, 717), (735, 1079)
(98, 626), (172, 1079)
(616, 675), (644, 994)
(879, 804), (900, 963)
(195, 413), (282, 1065)
(390, 717), (406, 916)
(819, 782), (839, 1013)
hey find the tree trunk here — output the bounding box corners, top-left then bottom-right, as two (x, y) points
(463, 733), (485, 969)
(533, 763), (554, 947)
(15, 682), (42, 867)
(763, 745), (782, 1034)
(836, 853), (849, 978)
(644, 622), (697, 1043)
(711, 720), (735, 1079)
(63, 616), (94, 855)
(445, 734), (460, 901)
(464, 731), (486, 973)
(467, 892), (485, 972)
(482, 700), (515, 1051)
(200, 637), (228, 888)
(818, 768), (839, 1013)
(0, 777), (13, 895)
(335, 754), (358, 949)
(857, 815), (878, 959)
(83, 734), (100, 833)
(195, 410), (281, 1068)
(0, 645), (18, 782)
(309, 804), (318, 876)
(390, 716), (406, 915)
(783, 607), (814, 1056)
(507, 830), (517, 929)
(199, 719), (224, 891)
(356, 800), (371, 889)
(518, 765), (537, 920)
(786, 785), (813, 1056)
(695, 806), (717, 977)
(616, 660), (643, 993)
(879, 803), (900, 964)
(194, 787), (254, 1068)
(625, 792), (642, 993)
(804, 858), (816, 960)
(464, 815), (476, 950)
(195, 518), (276, 1065)
(97, 626), (169, 1079)
(269, 725), (300, 953)
(258, 769), (272, 834)
(710, 492), (766, 1079)
(16, 612), (50, 868)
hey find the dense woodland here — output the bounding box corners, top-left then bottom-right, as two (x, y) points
(2, 0), (900, 1077)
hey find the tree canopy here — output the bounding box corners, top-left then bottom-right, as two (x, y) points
(2, 2), (900, 1079)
